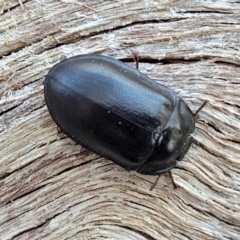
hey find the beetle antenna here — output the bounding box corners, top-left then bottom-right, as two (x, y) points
(132, 52), (140, 69)
(194, 100), (207, 117)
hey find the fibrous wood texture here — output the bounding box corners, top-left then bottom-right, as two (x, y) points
(0, 0), (240, 239)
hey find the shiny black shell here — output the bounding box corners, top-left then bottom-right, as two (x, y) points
(44, 54), (194, 175)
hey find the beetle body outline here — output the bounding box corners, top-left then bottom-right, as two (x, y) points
(44, 54), (195, 175)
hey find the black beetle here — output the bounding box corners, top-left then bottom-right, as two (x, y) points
(44, 54), (195, 175)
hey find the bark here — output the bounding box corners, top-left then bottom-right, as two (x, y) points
(0, 0), (240, 239)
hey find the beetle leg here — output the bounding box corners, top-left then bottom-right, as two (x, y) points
(57, 126), (62, 134)
(132, 52), (139, 69)
(150, 175), (161, 191)
(150, 171), (178, 191)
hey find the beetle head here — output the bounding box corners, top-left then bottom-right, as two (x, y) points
(163, 99), (193, 148)
(159, 98), (195, 161)
(137, 98), (194, 175)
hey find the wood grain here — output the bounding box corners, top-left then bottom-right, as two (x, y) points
(0, 0), (239, 239)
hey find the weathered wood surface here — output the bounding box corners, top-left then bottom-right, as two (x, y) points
(0, 0), (240, 239)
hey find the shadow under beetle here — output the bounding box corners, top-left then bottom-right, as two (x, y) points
(44, 54), (196, 177)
